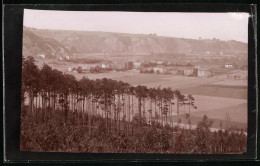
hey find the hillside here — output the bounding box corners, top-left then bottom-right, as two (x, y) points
(23, 27), (77, 59)
(23, 26), (247, 59)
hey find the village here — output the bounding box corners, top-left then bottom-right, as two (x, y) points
(62, 57), (247, 80)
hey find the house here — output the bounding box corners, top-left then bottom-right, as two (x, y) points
(37, 53), (45, 59)
(153, 67), (165, 74)
(101, 64), (106, 68)
(183, 68), (194, 76)
(225, 64), (233, 68)
(101, 63), (111, 69)
(194, 65), (211, 77)
(133, 62), (142, 68)
(198, 69), (211, 77)
(169, 69), (178, 75)
(157, 61), (163, 65)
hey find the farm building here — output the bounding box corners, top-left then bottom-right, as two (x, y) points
(194, 65), (211, 77)
(183, 68), (194, 76)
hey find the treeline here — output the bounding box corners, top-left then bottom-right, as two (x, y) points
(20, 110), (247, 153)
(65, 58), (103, 64)
(21, 56), (247, 153)
(141, 61), (194, 68)
(22, 56), (197, 131)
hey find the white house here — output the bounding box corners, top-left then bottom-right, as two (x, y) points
(133, 62), (141, 68)
(153, 67), (164, 73)
(101, 63), (111, 69)
(37, 54), (45, 59)
(225, 64), (233, 68)
(101, 64), (106, 68)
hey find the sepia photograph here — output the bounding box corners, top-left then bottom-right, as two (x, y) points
(20, 9), (249, 154)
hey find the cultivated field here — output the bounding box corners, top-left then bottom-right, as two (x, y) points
(210, 80), (247, 86)
(181, 85), (247, 99)
(74, 71), (222, 88)
(166, 95), (247, 129)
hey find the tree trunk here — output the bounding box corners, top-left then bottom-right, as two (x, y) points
(110, 102), (112, 133)
(138, 97), (142, 118)
(89, 95), (92, 135)
(105, 94), (108, 133)
(155, 100), (158, 123)
(114, 95), (117, 134)
(177, 99), (179, 127)
(82, 97), (85, 127)
(143, 98), (146, 122)
(128, 94), (131, 135)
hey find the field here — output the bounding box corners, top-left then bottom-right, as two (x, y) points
(75, 71), (222, 88)
(211, 80), (247, 86)
(181, 85), (247, 99)
(165, 95), (247, 129)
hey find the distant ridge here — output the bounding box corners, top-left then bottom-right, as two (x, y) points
(23, 26), (248, 59)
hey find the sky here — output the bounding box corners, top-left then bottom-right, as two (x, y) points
(23, 9), (249, 43)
